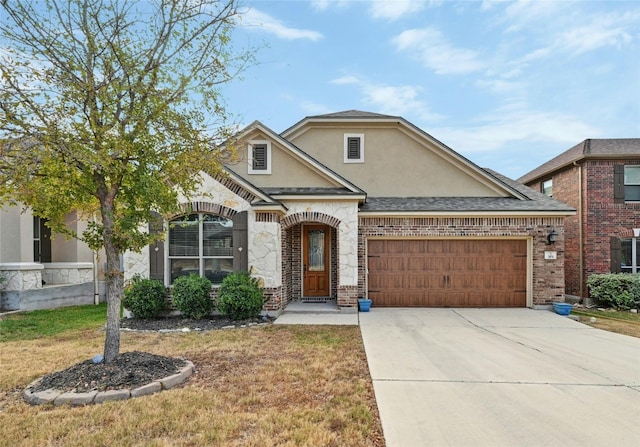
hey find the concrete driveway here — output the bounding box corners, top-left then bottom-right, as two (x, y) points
(359, 308), (640, 447)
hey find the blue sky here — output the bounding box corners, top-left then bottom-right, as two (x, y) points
(223, 0), (640, 179)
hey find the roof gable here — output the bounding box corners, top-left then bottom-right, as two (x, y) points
(226, 121), (365, 198)
(282, 112), (528, 200)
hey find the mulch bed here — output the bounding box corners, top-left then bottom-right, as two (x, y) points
(30, 315), (274, 393)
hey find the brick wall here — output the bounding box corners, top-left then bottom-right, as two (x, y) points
(583, 160), (640, 291)
(526, 159), (640, 298)
(358, 216), (566, 306)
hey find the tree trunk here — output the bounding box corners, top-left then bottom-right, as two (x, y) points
(100, 191), (122, 364)
(103, 239), (122, 363)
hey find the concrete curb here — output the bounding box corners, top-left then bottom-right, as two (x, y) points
(23, 360), (195, 406)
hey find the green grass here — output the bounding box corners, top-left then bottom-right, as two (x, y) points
(0, 303), (107, 342)
(572, 309), (640, 323)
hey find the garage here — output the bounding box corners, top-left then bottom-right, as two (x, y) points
(367, 239), (528, 307)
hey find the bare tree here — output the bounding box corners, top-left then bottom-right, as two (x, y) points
(0, 0), (252, 362)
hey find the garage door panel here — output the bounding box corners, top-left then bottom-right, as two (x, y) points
(368, 239), (527, 308)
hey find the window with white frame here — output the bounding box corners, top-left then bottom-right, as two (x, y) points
(344, 133), (364, 163)
(621, 238), (639, 273)
(248, 140), (271, 174)
(168, 213), (233, 284)
(541, 179), (553, 197)
(624, 166), (640, 201)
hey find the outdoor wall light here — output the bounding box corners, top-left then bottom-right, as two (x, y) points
(547, 229), (558, 245)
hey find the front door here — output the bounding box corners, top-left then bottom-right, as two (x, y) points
(303, 225), (330, 296)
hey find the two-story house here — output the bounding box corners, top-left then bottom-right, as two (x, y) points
(518, 139), (640, 301)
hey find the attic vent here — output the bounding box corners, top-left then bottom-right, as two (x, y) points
(252, 144), (267, 170)
(347, 137), (361, 160)
(344, 133), (364, 163)
(248, 140), (271, 174)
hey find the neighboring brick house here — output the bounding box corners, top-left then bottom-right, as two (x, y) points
(124, 111), (575, 313)
(518, 139), (640, 300)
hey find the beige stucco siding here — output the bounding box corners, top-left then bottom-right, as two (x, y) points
(289, 126), (506, 197)
(227, 132), (339, 189)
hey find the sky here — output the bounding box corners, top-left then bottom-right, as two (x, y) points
(222, 0), (640, 179)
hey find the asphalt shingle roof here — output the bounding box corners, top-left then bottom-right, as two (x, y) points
(518, 138), (640, 184)
(359, 170), (575, 213)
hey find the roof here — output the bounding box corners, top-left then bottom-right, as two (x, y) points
(306, 110), (398, 120)
(518, 138), (640, 184)
(360, 170), (575, 214)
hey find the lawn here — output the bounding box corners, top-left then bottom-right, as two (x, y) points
(0, 305), (385, 447)
(571, 309), (640, 338)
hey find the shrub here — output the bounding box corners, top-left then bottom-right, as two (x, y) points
(122, 276), (167, 319)
(216, 271), (265, 320)
(587, 273), (640, 310)
(171, 273), (213, 319)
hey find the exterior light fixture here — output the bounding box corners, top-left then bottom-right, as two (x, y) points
(547, 229), (558, 245)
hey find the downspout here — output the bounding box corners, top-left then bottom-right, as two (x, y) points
(573, 160), (584, 298)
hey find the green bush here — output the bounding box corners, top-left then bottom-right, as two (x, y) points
(122, 276), (167, 319)
(171, 273), (213, 319)
(587, 273), (640, 310)
(216, 271), (265, 320)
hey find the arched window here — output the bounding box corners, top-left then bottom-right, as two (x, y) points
(168, 213), (233, 284)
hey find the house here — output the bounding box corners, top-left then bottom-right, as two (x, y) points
(0, 207), (103, 311)
(125, 110), (575, 312)
(518, 139), (640, 301)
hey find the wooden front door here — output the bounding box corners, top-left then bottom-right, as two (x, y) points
(303, 225), (330, 296)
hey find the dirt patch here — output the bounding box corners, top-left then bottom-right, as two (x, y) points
(30, 351), (186, 393)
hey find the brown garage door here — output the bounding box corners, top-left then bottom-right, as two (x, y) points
(367, 239), (527, 307)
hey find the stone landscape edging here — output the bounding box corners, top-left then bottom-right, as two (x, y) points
(23, 360), (195, 406)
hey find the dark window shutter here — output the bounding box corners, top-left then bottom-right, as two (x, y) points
(232, 211), (248, 272)
(252, 145), (267, 170)
(610, 237), (622, 273)
(614, 165), (625, 204)
(347, 137), (361, 160)
(149, 212), (165, 282)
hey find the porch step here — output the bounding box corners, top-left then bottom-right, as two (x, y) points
(282, 300), (341, 314)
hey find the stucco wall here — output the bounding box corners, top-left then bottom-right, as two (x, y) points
(287, 125), (505, 198)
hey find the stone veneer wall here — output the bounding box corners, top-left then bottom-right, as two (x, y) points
(42, 263), (94, 286)
(358, 216), (567, 307)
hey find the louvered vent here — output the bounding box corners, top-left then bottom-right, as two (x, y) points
(347, 137), (360, 160)
(252, 144), (267, 170)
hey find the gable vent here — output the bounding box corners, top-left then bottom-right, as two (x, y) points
(252, 144), (268, 170)
(347, 137), (361, 160)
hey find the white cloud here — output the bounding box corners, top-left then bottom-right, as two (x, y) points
(331, 75), (443, 121)
(557, 13), (637, 55)
(240, 9), (323, 41)
(368, 0), (433, 21)
(310, 0), (351, 12)
(392, 27), (485, 75)
(433, 108), (599, 155)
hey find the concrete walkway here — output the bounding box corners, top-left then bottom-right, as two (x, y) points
(360, 308), (640, 447)
(273, 300), (359, 325)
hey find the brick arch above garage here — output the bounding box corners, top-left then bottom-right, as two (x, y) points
(281, 212), (341, 229)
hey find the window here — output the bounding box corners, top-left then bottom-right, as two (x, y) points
(168, 213), (233, 284)
(541, 179), (553, 197)
(612, 236), (640, 274)
(248, 140), (271, 174)
(344, 133), (364, 163)
(624, 166), (640, 201)
(621, 238), (639, 273)
(33, 216), (51, 263)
